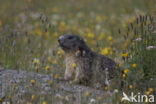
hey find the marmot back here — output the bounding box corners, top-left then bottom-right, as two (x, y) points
(58, 34), (118, 89)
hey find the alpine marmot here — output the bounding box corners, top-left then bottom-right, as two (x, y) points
(58, 34), (118, 89)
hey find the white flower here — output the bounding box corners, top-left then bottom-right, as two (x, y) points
(134, 38), (142, 42)
(113, 89), (119, 94)
(89, 98), (96, 104)
(146, 46), (156, 50)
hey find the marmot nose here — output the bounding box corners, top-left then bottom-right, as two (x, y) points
(58, 36), (64, 40)
(58, 36), (64, 44)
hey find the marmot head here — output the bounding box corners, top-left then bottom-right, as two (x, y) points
(58, 34), (91, 54)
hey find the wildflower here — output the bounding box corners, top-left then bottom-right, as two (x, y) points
(90, 98), (96, 103)
(85, 92), (89, 97)
(72, 63), (76, 68)
(27, 85), (30, 88)
(124, 69), (129, 74)
(48, 57), (52, 62)
(74, 78), (78, 81)
(113, 89), (119, 94)
(135, 38), (142, 42)
(132, 64), (136, 68)
(0, 98), (2, 102)
(35, 29), (42, 36)
(45, 65), (50, 71)
(88, 33), (94, 39)
(52, 7), (58, 13)
(129, 85), (133, 89)
(42, 101), (47, 104)
(75, 50), (81, 56)
(108, 36), (112, 41)
(27, 101), (30, 104)
(33, 58), (40, 65)
(118, 64), (121, 68)
(55, 74), (59, 79)
(30, 80), (35, 84)
(123, 74), (126, 78)
(122, 52), (128, 58)
(101, 48), (109, 55)
(49, 80), (53, 85)
(146, 46), (156, 50)
(104, 86), (108, 90)
(61, 96), (65, 100)
(57, 50), (61, 54)
(146, 91), (150, 95)
(31, 94), (35, 100)
(97, 96), (102, 101)
(149, 88), (153, 92)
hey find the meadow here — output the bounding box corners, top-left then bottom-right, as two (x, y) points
(0, 0), (156, 104)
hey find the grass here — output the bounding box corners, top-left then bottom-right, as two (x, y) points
(0, 0), (156, 103)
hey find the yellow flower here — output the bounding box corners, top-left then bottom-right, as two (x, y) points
(48, 57), (52, 62)
(122, 52), (128, 58)
(97, 96), (102, 101)
(45, 65), (50, 71)
(49, 80), (53, 85)
(149, 88), (153, 92)
(146, 91), (150, 95)
(42, 101), (47, 104)
(31, 94), (35, 100)
(101, 48), (109, 55)
(129, 85), (133, 89)
(31, 80), (35, 84)
(124, 69), (129, 74)
(61, 96), (65, 100)
(52, 7), (58, 13)
(85, 92), (89, 97)
(55, 74), (59, 79)
(72, 63), (76, 68)
(132, 64), (136, 68)
(57, 50), (61, 54)
(35, 29), (42, 36)
(104, 86), (108, 90)
(108, 36), (112, 41)
(123, 74), (126, 78)
(87, 33), (94, 39)
(27, 101), (30, 104)
(27, 85), (30, 88)
(0, 98), (2, 102)
(33, 58), (40, 65)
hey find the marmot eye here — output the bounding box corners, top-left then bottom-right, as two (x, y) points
(68, 36), (73, 39)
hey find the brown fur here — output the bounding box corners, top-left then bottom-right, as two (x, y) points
(58, 34), (118, 89)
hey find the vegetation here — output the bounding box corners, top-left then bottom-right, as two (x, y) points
(0, 0), (155, 103)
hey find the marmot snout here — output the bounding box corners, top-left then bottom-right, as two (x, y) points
(58, 34), (118, 89)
